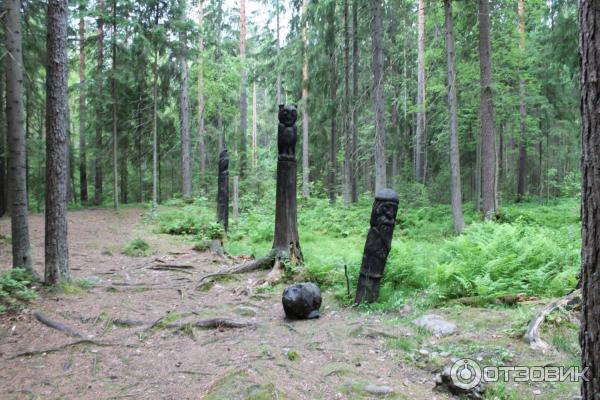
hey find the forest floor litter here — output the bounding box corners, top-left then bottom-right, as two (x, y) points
(0, 209), (580, 399)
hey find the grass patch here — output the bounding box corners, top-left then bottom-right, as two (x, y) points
(60, 279), (94, 295)
(122, 238), (151, 257)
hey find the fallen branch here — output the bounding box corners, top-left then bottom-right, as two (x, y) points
(524, 289), (581, 350)
(7, 339), (119, 359)
(197, 249), (278, 285)
(34, 311), (83, 338)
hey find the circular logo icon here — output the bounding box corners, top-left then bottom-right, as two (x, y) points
(450, 358), (482, 390)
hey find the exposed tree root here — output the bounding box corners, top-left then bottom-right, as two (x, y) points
(7, 339), (120, 359)
(150, 264), (194, 270)
(165, 318), (257, 329)
(197, 249), (278, 285)
(33, 311), (83, 338)
(524, 289), (581, 350)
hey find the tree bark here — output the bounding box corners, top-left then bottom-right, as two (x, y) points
(444, 0), (464, 234)
(180, 53), (191, 198)
(151, 7), (159, 210)
(197, 0), (206, 192)
(94, 0), (104, 206)
(371, 0), (386, 193)
(0, 63), (6, 218)
(239, 0), (247, 179)
(301, 0), (310, 199)
(327, 1), (337, 204)
(351, 0), (359, 202)
(5, 0), (32, 271)
(517, 0), (527, 199)
(111, 0), (118, 209)
(579, 2), (600, 397)
(252, 76), (257, 168)
(45, 0), (70, 284)
(78, 15), (88, 204)
(343, 0), (351, 205)
(415, 0), (426, 183)
(478, 0), (497, 219)
(276, 0), (281, 105)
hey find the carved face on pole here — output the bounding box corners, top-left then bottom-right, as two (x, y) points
(370, 188), (399, 228)
(278, 104), (298, 126)
(278, 104), (298, 161)
(219, 150), (228, 174)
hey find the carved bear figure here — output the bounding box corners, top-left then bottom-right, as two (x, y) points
(278, 104), (298, 160)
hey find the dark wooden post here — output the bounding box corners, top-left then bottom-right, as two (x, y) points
(0, 158), (5, 217)
(217, 149), (229, 232)
(355, 188), (399, 304)
(273, 104), (303, 262)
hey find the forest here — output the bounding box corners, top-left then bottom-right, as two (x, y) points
(1, 0), (599, 399)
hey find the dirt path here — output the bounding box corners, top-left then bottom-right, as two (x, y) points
(0, 209), (448, 400)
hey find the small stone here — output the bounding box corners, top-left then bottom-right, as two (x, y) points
(398, 304), (413, 317)
(363, 384), (394, 395)
(533, 390), (541, 395)
(418, 349), (429, 356)
(412, 314), (457, 337)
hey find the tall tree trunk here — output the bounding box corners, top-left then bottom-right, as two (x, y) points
(197, 0), (206, 192)
(215, 1), (224, 153)
(151, 7), (159, 210)
(478, 0), (497, 219)
(252, 76), (257, 168)
(444, 0), (464, 234)
(517, 0), (527, 199)
(343, 0), (351, 204)
(94, 0), (104, 206)
(180, 54), (191, 198)
(301, 0), (310, 199)
(0, 63), (6, 218)
(45, 0), (70, 284)
(371, 0), (386, 193)
(276, 0), (281, 105)
(327, 1), (337, 204)
(78, 15), (88, 204)
(351, 0), (359, 202)
(474, 136), (481, 212)
(5, 0), (32, 271)
(415, 0), (426, 182)
(111, 0), (118, 209)
(120, 129), (128, 204)
(239, 0), (247, 179)
(579, 2), (600, 398)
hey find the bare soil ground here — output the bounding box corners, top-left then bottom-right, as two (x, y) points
(0, 209), (580, 400)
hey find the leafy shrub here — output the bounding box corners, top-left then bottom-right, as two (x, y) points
(122, 238), (151, 257)
(0, 268), (37, 314)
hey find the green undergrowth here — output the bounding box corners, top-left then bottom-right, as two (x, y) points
(122, 238), (152, 257)
(155, 195), (580, 311)
(0, 268), (37, 314)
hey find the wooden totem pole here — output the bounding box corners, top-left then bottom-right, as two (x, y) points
(355, 188), (399, 304)
(217, 149), (229, 232)
(273, 104), (303, 262)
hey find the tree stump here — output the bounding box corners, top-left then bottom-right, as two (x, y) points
(273, 104), (303, 262)
(217, 149), (229, 232)
(355, 188), (399, 304)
